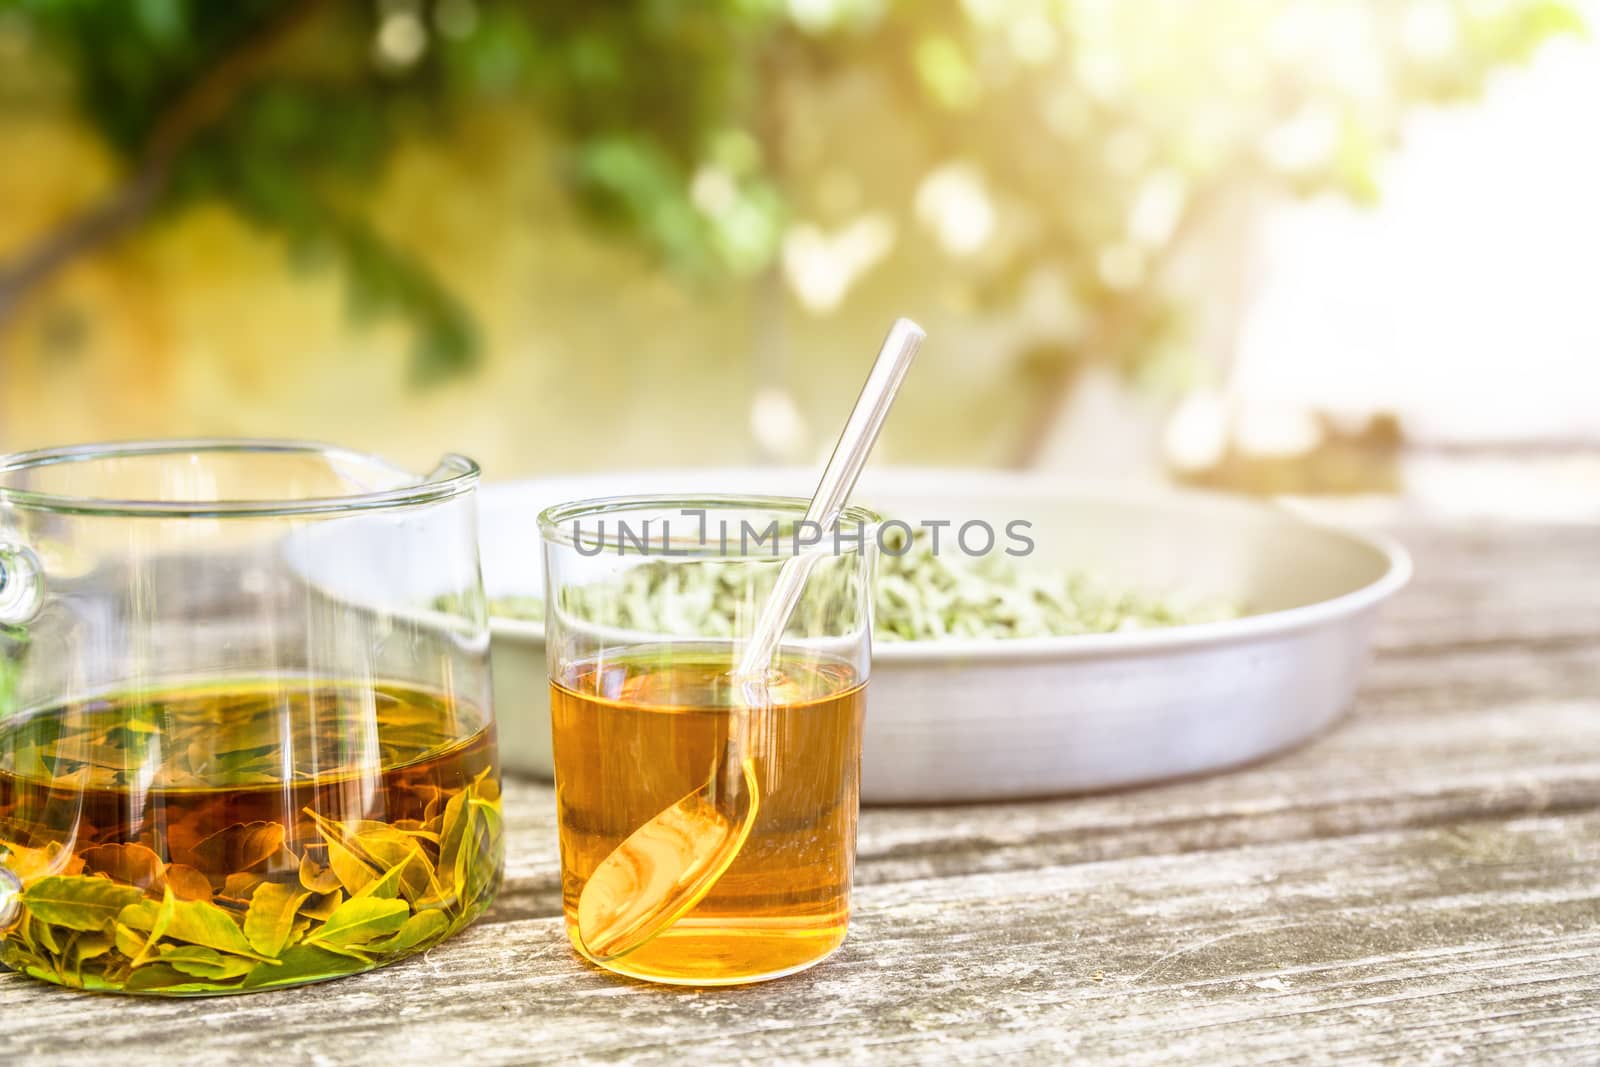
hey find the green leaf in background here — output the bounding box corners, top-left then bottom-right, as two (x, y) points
(1, 0), (1583, 388)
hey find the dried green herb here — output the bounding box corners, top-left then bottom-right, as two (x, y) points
(448, 523), (1242, 642)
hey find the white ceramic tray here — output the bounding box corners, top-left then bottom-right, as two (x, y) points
(453, 469), (1410, 803)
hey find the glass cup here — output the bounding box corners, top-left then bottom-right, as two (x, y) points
(0, 440), (502, 995)
(541, 494), (877, 986)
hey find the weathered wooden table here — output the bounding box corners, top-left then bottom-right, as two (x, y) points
(3, 518), (1597, 1065)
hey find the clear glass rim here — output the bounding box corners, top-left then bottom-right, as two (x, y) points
(538, 493), (882, 553)
(0, 438), (479, 518)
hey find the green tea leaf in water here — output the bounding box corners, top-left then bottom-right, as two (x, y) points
(306, 897), (410, 949)
(0, 840), (84, 885)
(220, 871), (267, 904)
(122, 891), (174, 968)
(21, 875), (143, 931)
(243, 882), (311, 957)
(364, 909), (449, 956)
(122, 962), (221, 994)
(30, 916), (61, 954)
(300, 890), (343, 921)
(459, 799), (504, 912)
(298, 855), (343, 895)
(352, 829), (444, 904)
(160, 945), (259, 980)
(164, 895), (272, 960)
(79, 843), (165, 894)
(69, 930), (114, 964)
(350, 855), (411, 903)
(113, 922), (148, 961)
(303, 809), (383, 896)
(163, 864), (214, 902)
(0, 679), (503, 994)
(190, 821), (289, 875)
(240, 944), (359, 991)
(435, 790), (471, 893)
(116, 898), (162, 934)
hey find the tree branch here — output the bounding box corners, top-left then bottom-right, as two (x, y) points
(0, 0), (327, 333)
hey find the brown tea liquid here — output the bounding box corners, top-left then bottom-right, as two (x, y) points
(0, 678), (503, 995)
(551, 647), (864, 984)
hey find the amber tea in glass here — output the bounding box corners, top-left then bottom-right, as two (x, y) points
(542, 496), (876, 985)
(0, 440), (502, 995)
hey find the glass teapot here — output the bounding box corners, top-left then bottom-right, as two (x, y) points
(0, 440), (502, 995)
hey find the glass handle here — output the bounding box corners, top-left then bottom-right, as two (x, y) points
(0, 542), (44, 628)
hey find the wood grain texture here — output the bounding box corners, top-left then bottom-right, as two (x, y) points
(3, 519), (1597, 1066)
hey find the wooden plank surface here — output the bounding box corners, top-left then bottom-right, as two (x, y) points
(3, 519), (1598, 1065)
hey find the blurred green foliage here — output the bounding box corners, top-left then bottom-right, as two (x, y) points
(0, 0), (1583, 381)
